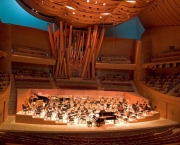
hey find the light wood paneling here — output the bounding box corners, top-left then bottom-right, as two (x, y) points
(11, 54), (56, 66)
(96, 63), (136, 70)
(134, 26), (180, 123)
(139, 0), (180, 28)
(0, 82), (11, 125)
(17, 0), (155, 28)
(11, 25), (50, 51)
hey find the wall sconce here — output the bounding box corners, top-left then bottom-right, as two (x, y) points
(176, 62), (180, 67)
(156, 64), (159, 68)
(169, 63), (173, 68)
(162, 64), (166, 68)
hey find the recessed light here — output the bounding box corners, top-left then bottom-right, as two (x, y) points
(127, 0), (136, 3)
(66, 6), (75, 10)
(101, 13), (110, 16)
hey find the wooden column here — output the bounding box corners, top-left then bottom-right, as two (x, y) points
(85, 25), (98, 78)
(95, 28), (105, 60)
(59, 21), (64, 77)
(66, 48), (71, 77)
(47, 23), (56, 58)
(92, 52), (95, 79)
(81, 48), (90, 78)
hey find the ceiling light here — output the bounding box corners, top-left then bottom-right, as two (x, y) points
(127, 0), (136, 3)
(95, 1), (98, 4)
(72, 12), (75, 14)
(101, 13), (110, 16)
(100, 16), (102, 18)
(103, 3), (106, 6)
(66, 6), (75, 10)
(87, 0), (90, 2)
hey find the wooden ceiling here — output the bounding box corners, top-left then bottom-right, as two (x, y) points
(138, 0), (180, 28)
(17, 0), (155, 29)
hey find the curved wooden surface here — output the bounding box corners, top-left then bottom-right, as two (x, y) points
(135, 80), (180, 123)
(139, 0), (180, 28)
(0, 82), (11, 125)
(134, 27), (180, 123)
(17, 0), (155, 28)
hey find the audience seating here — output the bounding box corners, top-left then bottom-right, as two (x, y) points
(13, 69), (51, 89)
(56, 79), (97, 90)
(99, 74), (130, 82)
(151, 49), (180, 63)
(102, 83), (134, 92)
(97, 55), (131, 64)
(99, 74), (134, 92)
(0, 127), (180, 145)
(142, 74), (180, 96)
(12, 47), (50, 58)
(0, 71), (10, 92)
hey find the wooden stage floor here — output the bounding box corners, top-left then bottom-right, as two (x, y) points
(0, 116), (179, 136)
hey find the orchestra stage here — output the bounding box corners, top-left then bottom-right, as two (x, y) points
(0, 116), (179, 136)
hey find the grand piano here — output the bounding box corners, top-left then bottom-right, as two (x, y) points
(33, 93), (49, 104)
(93, 110), (116, 127)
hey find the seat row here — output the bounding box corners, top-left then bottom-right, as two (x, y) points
(56, 80), (97, 90)
(0, 127), (180, 145)
(13, 69), (49, 78)
(102, 83), (134, 92)
(143, 74), (180, 96)
(13, 47), (50, 58)
(151, 49), (180, 62)
(0, 71), (10, 92)
(99, 74), (130, 82)
(97, 55), (131, 64)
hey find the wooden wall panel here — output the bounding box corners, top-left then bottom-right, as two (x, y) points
(134, 26), (180, 122)
(99, 37), (134, 57)
(96, 63), (136, 70)
(0, 22), (11, 125)
(0, 23), (11, 73)
(0, 83), (11, 125)
(141, 26), (180, 58)
(11, 55), (56, 66)
(11, 24), (51, 51)
(139, 0), (180, 28)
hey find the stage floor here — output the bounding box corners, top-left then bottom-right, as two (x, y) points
(0, 116), (179, 135)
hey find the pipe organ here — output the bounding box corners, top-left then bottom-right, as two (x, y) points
(48, 22), (105, 79)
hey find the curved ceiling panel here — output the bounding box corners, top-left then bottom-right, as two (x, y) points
(138, 0), (180, 29)
(16, 0), (155, 29)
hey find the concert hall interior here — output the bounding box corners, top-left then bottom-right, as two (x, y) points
(0, 0), (180, 145)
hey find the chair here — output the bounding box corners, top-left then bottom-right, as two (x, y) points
(22, 104), (29, 114)
(87, 121), (92, 127)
